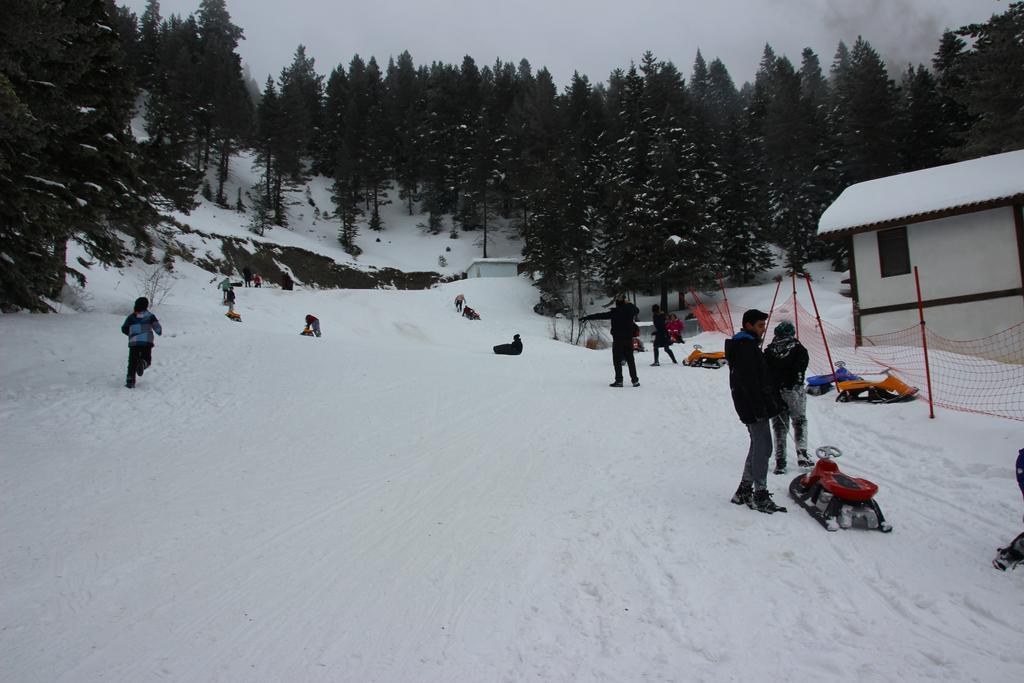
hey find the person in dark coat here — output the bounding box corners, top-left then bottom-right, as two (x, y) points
(650, 304), (678, 366)
(121, 297), (163, 388)
(763, 320), (811, 473)
(581, 293), (640, 387)
(493, 334), (523, 355)
(725, 309), (784, 512)
(242, 266), (252, 287)
(280, 273), (294, 291)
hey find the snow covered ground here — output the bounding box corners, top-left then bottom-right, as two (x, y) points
(2, 192), (1023, 682)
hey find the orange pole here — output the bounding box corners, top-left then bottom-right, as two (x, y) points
(914, 266), (936, 419)
(718, 273), (734, 334)
(791, 271), (799, 340)
(762, 278), (783, 349)
(803, 272), (837, 386)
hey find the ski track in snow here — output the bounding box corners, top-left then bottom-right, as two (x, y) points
(2, 277), (1023, 682)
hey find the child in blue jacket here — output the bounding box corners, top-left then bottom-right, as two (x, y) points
(121, 297), (163, 388)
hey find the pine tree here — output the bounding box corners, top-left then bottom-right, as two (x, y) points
(194, 0), (251, 202)
(277, 44), (323, 179)
(252, 76), (287, 225)
(899, 65), (948, 171)
(830, 37), (901, 183)
(951, 3), (1024, 158)
(932, 30), (974, 158)
(384, 51), (422, 215)
(0, 0), (156, 310)
(137, 0), (162, 89)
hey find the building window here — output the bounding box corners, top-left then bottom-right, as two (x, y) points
(877, 226), (910, 278)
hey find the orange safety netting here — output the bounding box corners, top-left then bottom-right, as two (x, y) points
(686, 288), (1024, 421)
(769, 295), (1024, 422)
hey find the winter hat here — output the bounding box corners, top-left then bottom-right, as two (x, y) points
(774, 320), (796, 337)
(134, 297), (149, 312)
(514, 334), (521, 341)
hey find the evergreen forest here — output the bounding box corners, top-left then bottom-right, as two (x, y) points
(2, 0), (1023, 312)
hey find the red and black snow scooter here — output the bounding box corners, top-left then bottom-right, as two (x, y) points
(789, 446), (893, 532)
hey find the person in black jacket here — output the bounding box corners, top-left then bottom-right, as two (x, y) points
(725, 309), (785, 513)
(764, 320), (811, 473)
(582, 294), (640, 387)
(650, 304), (677, 366)
(493, 334), (523, 355)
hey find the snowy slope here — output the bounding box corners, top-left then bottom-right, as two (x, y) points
(2, 196), (1024, 682)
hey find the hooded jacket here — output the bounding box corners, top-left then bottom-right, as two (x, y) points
(724, 329), (781, 424)
(121, 310), (163, 347)
(763, 334), (809, 390)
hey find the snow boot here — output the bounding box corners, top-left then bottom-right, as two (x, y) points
(609, 381), (623, 387)
(796, 449), (813, 468)
(632, 380), (640, 387)
(773, 458), (787, 475)
(125, 380), (135, 389)
(731, 481), (753, 506)
(136, 360), (147, 377)
(993, 532), (1024, 571)
(749, 489), (787, 514)
(650, 362), (660, 366)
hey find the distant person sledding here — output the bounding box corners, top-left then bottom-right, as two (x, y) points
(301, 314), (321, 337)
(493, 334), (523, 355)
(225, 287), (241, 321)
(462, 305), (481, 320)
(455, 293), (465, 313)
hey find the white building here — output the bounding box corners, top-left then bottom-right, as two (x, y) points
(464, 257), (520, 279)
(818, 150), (1024, 340)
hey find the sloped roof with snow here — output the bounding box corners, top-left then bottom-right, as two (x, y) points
(818, 149), (1024, 237)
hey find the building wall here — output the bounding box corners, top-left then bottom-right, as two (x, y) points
(467, 262), (519, 278)
(853, 206), (1023, 338)
(860, 295), (1024, 339)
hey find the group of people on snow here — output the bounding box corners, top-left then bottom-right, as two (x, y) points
(242, 266), (263, 288)
(119, 288), (1024, 571)
(579, 298), (809, 514)
(454, 292), (521, 354)
(454, 293), (481, 320)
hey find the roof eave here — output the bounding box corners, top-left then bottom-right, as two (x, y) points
(818, 194), (1024, 240)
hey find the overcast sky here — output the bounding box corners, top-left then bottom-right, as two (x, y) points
(121, 0), (1007, 88)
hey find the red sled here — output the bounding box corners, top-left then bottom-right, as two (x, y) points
(789, 446), (892, 532)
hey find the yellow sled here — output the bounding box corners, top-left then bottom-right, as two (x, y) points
(837, 374), (918, 403)
(225, 310), (242, 322)
(684, 345), (726, 369)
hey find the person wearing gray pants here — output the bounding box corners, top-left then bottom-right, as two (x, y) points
(764, 320), (810, 473)
(724, 309), (786, 513)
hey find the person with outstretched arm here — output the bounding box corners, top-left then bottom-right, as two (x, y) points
(581, 293), (640, 387)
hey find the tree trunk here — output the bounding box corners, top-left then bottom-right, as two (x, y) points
(49, 238), (68, 300)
